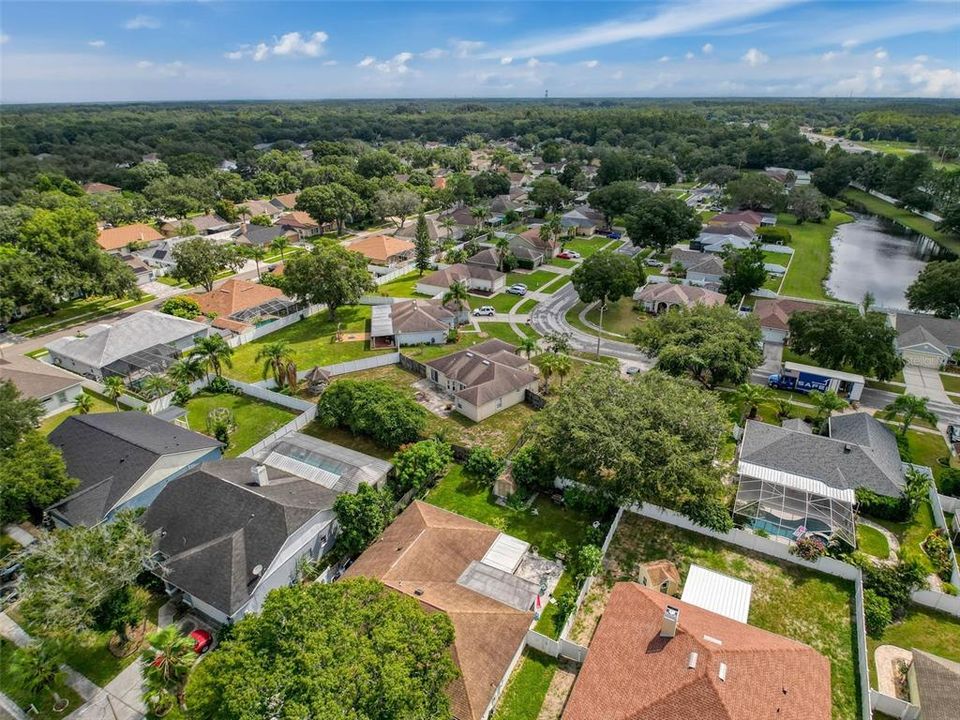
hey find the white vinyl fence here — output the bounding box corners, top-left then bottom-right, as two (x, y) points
(224, 378), (315, 412)
(240, 406), (318, 459)
(869, 691), (920, 720)
(225, 304), (324, 348)
(926, 483), (960, 587)
(312, 353), (401, 378)
(937, 492), (960, 514)
(849, 183), (943, 223)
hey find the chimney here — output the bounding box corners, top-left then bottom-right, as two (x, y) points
(661, 605), (680, 638)
(251, 464), (269, 486)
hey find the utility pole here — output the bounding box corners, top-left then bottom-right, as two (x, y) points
(595, 296), (606, 358)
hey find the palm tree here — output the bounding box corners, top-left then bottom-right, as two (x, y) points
(439, 215), (457, 242)
(73, 392), (93, 414)
(244, 245), (268, 279)
(495, 236), (512, 272)
(554, 353), (572, 387)
(167, 357), (205, 386)
(140, 626), (196, 709)
(257, 340), (294, 388)
(546, 213), (562, 245)
(102, 376), (126, 410)
(883, 393), (938, 436)
(734, 383), (772, 421)
(442, 281), (470, 314)
(808, 389), (848, 422)
(271, 236), (290, 262)
(12, 641), (67, 711)
(470, 205), (488, 229)
(771, 397), (794, 420)
(140, 374), (173, 400)
(539, 353), (560, 393)
(516, 336), (538, 359)
(189, 335), (234, 380)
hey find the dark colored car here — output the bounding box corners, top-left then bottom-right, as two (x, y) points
(605, 231), (622, 239)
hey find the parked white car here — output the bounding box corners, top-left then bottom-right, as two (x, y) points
(472, 305), (496, 317)
(506, 284), (528, 295)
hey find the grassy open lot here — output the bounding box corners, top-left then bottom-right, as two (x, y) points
(547, 256), (577, 268)
(0, 638), (85, 720)
(842, 188), (960, 255)
(856, 524), (890, 558)
(583, 297), (647, 337)
(38, 390), (129, 435)
(10, 294), (155, 336)
(226, 305), (392, 381)
(476, 321), (537, 344)
(374, 271), (425, 298)
(854, 140), (958, 171)
(582, 512), (860, 720)
(506, 270), (561, 291)
(300, 421), (395, 460)
(940, 372), (960, 394)
(563, 236), (613, 258)
(778, 210), (854, 301)
(866, 605), (960, 689)
(469, 291), (528, 314)
(871, 501), (938, 576)
(184, 391), (297, 457)
(564, 301), (631, 341)
(492, 650), (560, 720)
(762, 249), (792, 265)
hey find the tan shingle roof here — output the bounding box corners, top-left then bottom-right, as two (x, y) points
(426, 339), (537, 407)
(83, 182), (120, 194)
(753, 298), (821, 332)
(346, 235), (416, 263)
(272, 192), (299, 210)
(420, 263), (505, 288)
(563, 583), (832, 720)
(185, 279), (285, 318)
(635, 283), (727, 308)
(97, 223), (163, 251)
(0, 357), (82, 400)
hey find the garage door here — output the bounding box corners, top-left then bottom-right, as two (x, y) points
(902, 350), (943, 368)
(762, 328), (787, 344)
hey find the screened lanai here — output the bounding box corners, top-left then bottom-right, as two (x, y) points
(734, 461), (857, 547)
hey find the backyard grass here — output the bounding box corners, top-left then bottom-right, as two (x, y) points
(866, 605), (960, 689)
(856, 524), (890, 558)
(9, 294), (155, 336)
(300, 421), (395, 461)
(506, 270), (561, 291)
(374, 271), (424, 298)
(184, 392), (297, 457)
(38, 390), (123, 435)
(563, 237), (614, 258)
(492, 650), (560, 720)
(584, 512), (861, 720)
(842, 188), (960, 255)
(225, 305), (392, 381)
(583, 297), (646, 337)
(534, 571), (574, 639)
(476, 321), (535, 344)
(0, 638), (85, 719)
(778, 210), (854, 301)
(426, 465), (607, 558)
(892, 427), (955, 481)
(939, 372), (960, 394)
(871, 501), (938, 576)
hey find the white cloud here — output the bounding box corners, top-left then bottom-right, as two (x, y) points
(658, 55), (670, 63)
(0, 34), (8, 45)
(611, 69), (624, 80)
(500, 57), (513, 65)
(357, 56), (375, 67)
(322, 60), (338, 66)
(527, 57), (540, 67)
(872, 65), (884, 79)
(742, 48), (769, 66)
(583, 59), (599, 68)
(125, 15), (161, 30)
(136, 60), (153, 69)
(914, 54), (929, 62)
(272, 31), (328, 58)
(906, 61), (960, 95)
(453, 40), (484, 58)
(421, 48), (447, 60)
(841, 39), (859, 48)
(702, 42), (714, 54)
(685, 51), (695, 60)
(372, 51), (415, 74)
(88, 40), (106, 49)
(224, 50), (244, 61)
(252, 43), (269, 62)
(874, 48), (888, 60)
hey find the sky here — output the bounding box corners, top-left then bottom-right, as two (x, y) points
(1, 0), (959, 103)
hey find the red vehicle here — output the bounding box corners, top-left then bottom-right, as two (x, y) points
(190, 628), (213, 654)
(556, 250), (581, 260)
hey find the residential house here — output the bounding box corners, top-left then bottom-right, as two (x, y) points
(238, 223), (296, 248)
(765, 167), (811, 187)
(467, 247), (503, 270)
(47, 412), (221, 527)
(346, 235), (416, 271)
(82, 182), (120, 194)
(561, 206), (604, 235)
(752, 298), (821, 344)
(416, 264), (506, 297)
(143, 434), (391, 624)
(906, 650), (960, 720)
(135, 238), (184, 272)
(277, 211), (322, 239)
(562, 582), (831, 720)
(271, 192), (300, 212)
(370, 298), (463, 348)
(0, 356), (84, 416)
(185, 278), (299, 333)
(45, 310), (208, 381)
(695, 234), (755, 254)
(160, 214), (235, 237)
(242, 199), (284, 219)
(735, 413), (905, 546)
(634, 283), (727, 314)
(670, 248), (726, 285)
(345, 501), (551, 720)
(118, 253), (156, 285)
(893, 312), (960, 368)
(517, 226), (559, 258)
(439, 204), (480, 230)
(425, 339), (538, 421)
(97, 223), (164, 253)
(394, 213), (456, 244)
(710, 210), (764, 227)
(699, 221), (757, 241)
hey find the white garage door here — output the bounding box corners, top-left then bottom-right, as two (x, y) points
(902, 350), (943, 368)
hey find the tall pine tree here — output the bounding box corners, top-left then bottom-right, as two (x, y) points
(414, 212), (432, 276)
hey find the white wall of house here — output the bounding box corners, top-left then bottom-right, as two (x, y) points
(415, 282), (447, 297)
(454, 382), (537, 422)
(39, 384), (84, 416)
(396, 329), (448, 346)
(900, 345), (949, 368)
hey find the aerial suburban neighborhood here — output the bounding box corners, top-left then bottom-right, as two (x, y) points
(1, 2), (960, 720)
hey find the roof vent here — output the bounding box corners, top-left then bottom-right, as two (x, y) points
(718, 662), (728, 682)
(687, 651), (698, 669)
(252, 564), (263, 577)
(843, 443), (852, 454)
(252, 464), (269, 486)
(414, 588), (424, 596)
(466, 352), (474, 357)
(661, 605), (679, 638)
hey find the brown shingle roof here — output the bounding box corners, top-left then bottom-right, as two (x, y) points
(272, 192), (299, 210)
(185, 279), (285, 318)
(563, 583), (831, 720)
(346, 235), (416, 263)
(0, 357), (82, 400)
(753, 298), (821, 332)
(420, 263), (505, 288)
(97, 223), (164, 251)
(701, 222), (756, 239)
(636, 283), (727, 308)
(426, 339), (537, 407)
(344, 501), (533, 720)
(910, 649), (960, 720)
(710, 211), (763, 227)
(388, 299), (456, 334)
(278, 211), (319, 229)
(83, 182), (120, 194)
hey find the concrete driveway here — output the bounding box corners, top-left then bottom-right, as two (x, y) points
(902, 365), (950, 403)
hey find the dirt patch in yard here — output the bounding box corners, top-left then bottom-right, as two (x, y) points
(339, 332), (368, 342)
(537, 659), (579, 720)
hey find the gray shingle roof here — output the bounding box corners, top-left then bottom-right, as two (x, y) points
(910, 650), (960, 720)
(740, 413), (904, 497)
(895, 313), (960, 350)
(0, 358), (82, 400)
(426, 339), (537, 406)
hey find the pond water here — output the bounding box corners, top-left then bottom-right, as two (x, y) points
(825, 212), (946, 309)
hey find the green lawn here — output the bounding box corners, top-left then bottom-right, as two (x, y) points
(38, 390), (124, 435)
(10, 294), (155, 336)
(300, 421), (395, 460)
(534, 571), (574, 639)
(515, 299), (539, 314)
(477, 321), (535, 344)
(427, 465), (607, 558)
(225, 305), (392, 381)
(856, 524), (890, 558)
(594, 513), (860, 720)
(778, 210), (854, 301)
(564, 301), (628, 341)
(184, 392), (297, 457)
(940, 372), (960, 394)
(865, 380), (906, 395)
(492, 650), (559, 720)
(563, 236), (613, 258)
(0, 638), (85, 719)
(842, 188), (960, 255)
(375, 271), (424, 298)
(547, 257), (577, 268)
(469, 292), (528, 314)
(583, 297), (646, 337)
(762, 249), (792, 265)
(506, 270), (560, 291)
(871, 501), (938, 576)
(866, 605), (960, 689)
(893, 427), (955, 481)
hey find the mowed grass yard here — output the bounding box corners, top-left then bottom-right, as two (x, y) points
(939, 372), (960, 394)
(184, 392), (298, 457)
(225, 305), (393, 381)
(855, 524), (890, 559)
(778, 210), (854, 301)
(38, 390), (125, 435)
(9, 293), (155, 336)
(573, 513), (861, 720)
(506, 269), (563, 291)
(866, 605), (960, 689)
(563, 236), (615, 258)
(468, 291), (529, 314)
(374, 271), (429, 298)
(492, 650), (560, 720)
(583, 297), (648, 337)
(475, 321), (539, 344)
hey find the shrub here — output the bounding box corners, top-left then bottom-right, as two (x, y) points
(392, 440), (452, 495)
(922, 529), (954, 581)
(510, 444), (555, 491)
(856, 488), (909, 522)
(172, 385), (193, 406)
(790, 536), (827, 561)
(572, 544), (603, 582)
(942, 582), (958, 596)
(938, 468), (960, 498)
(317, 380), (427, 449)
(861, 558), (928, 620)
(463, 447), (504, 486)
(756, 225), (792, 244)
(754, 527), (770, 538)
(552, 589), (578, 636)
(206, 375), (239, 395)
(863, 589), (892, 638)
(563, 485), (614, 517)
(333, 484), (394, 558)
(683, 498), (734, 533)
(158, 296), (201, 319)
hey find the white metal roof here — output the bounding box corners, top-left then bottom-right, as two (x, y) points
(680, 564), (753, 624)
(738, 460), (857, 503)
(370, 304), (394, 338)
(263, 451), (341, 489)
(481, 533), (529, 574)
(783, 361), (865, 384)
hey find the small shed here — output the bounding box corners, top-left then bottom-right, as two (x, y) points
(637, 560), (681, 596)
(680, 564), (753, 624)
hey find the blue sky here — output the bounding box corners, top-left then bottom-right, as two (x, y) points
(1, 1), (958, 102)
